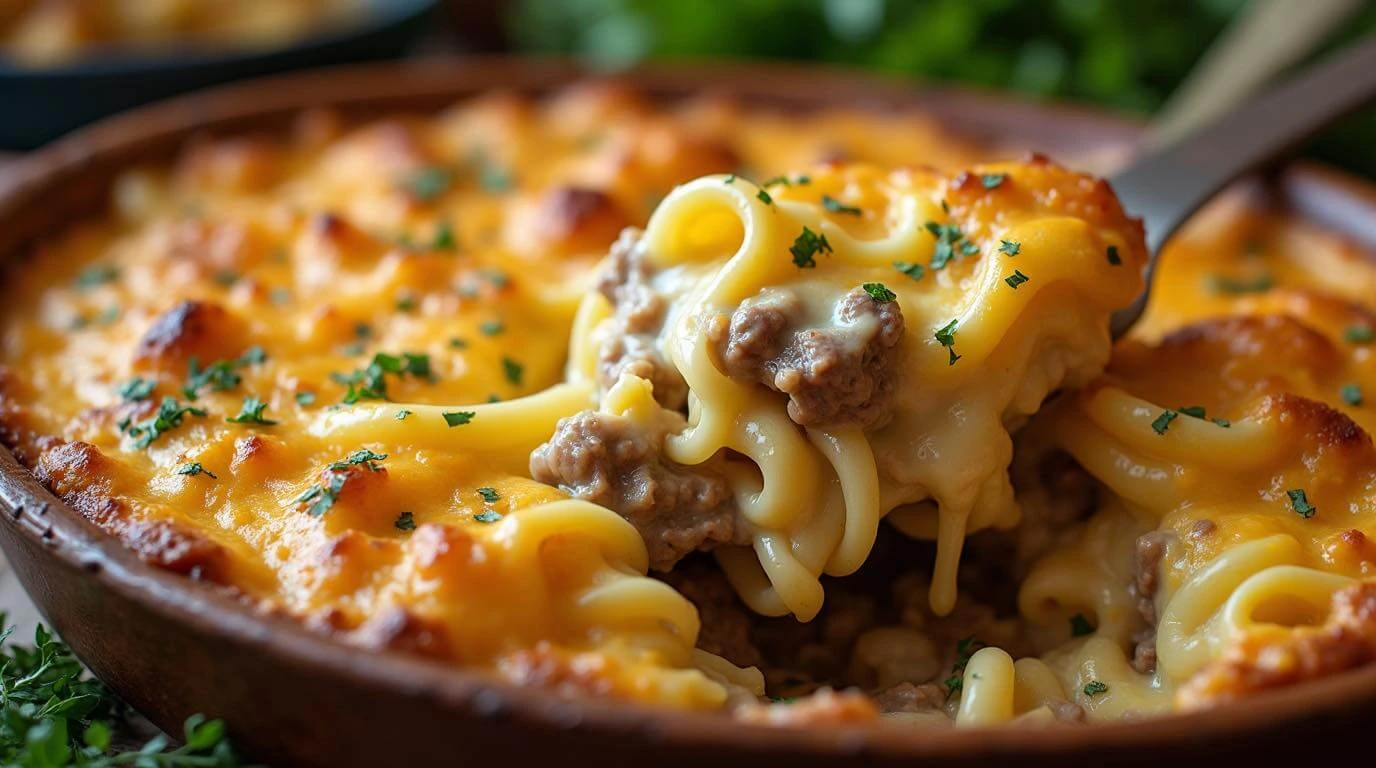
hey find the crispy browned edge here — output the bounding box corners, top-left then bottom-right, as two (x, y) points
(0, 56), (1373, 767)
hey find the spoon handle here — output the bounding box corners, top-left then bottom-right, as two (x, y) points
(1109, 36), (1376, 339)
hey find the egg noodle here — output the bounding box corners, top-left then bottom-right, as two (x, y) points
(1, 85), (1373, 728)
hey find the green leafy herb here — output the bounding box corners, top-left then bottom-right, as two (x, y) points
(924, 221), (971, 270)
(1004, 270), (1030, 289)
(331, 352), (433, 404)
(0, 620), (246, 767)
(395, 409), (412, 421)
(117, 377), (156, 402)
(74, 265), (118, 290)
(432, 220), (457, 251)
(722, 174), (736, 184)
(474, 510), (503, 523)
(1346, 325), (1375, 345)
(981, 173), (1007, 189)
(118, 396), (207, 449)
(402, 165), (452, 202)
(443, 410), (475, 427)
(1083, 680), (1109, 696)
(1107, 245), (1122, 266)
(449, 337), (469, 349)
(789, 227), (831, 268)
(295, 391), (316, 407)
(934, 318), (961, 366)
(395, 295), (417, 312)
(862, 283), (896, 303)
(182, 347), (266, 400)
(212, 271), (239, 287)
(1069, 614), (1095, 637)
(479, 320), (505, 336)
(943, 636), (985, 698)
(474, 153), (513, 192)
(1179, 405), (1207, 418)
(327, 449), (387, 473)
(998, 239), (1021, 256)
(477, 487), (501, 503)
(1288, 488), (1316, 518)
(1209, 273), (1274, 294)
(394, 511), (416, 532)
(502, 357), (524, 386)
(756, 188), (773, 205)
(1151, 409), (1178, 435)
(1342, 383), (1364, 406)
(821, 195), (861, 215)
(175, 462), (217, 480)
(295, 450), (387, 517)
(1212, 418), (1231, 428)
(226, 396), (276, 425)
(893, 261), (925, 281)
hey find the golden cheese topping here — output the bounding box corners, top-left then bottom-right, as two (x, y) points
(3, 84), (1375, 727)
(0, 0), (366, 67)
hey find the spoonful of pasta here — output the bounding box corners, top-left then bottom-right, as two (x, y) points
(1108, 36), (1376, 339)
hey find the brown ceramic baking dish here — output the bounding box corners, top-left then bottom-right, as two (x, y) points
(1, 58), (1374, 768)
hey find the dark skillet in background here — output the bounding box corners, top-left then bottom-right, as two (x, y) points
(0, 0), (437, 150)
(3, 58), (1376, 767)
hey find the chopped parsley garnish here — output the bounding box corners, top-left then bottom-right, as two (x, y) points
(502, 357), (524, 386)
(74, 264), (119, 289)
(474, 510), (503, 523)
(998, 239), (1021, 256)
(943, 636), (985, 698)
(1345, 325), (1375, 345)
(821, 195), (861, 215)
(479, 320), (505, 336)
(862, 283), (896, 303)
(477, 487), (501, 503)
(981, 173), (1008, 189)
(175, 462), (217, 480)
(789, 227), (831, 268)
(294, 450), (388, 515)
(401, 165), (452, 202)
(394, 511), (416, 531)
(118, 377), (156, 402)
(226, 396), (277, 425)
(331, 352), (433, 404)
(1151, 409), (1178, 435)
(1069, 614), (1095, 637)
(449, 337), (469, 349)
(722, 174), (736, 184)
(1212, 418), (1231, 428)
(1179, 405), (1207, 418)
(924, 221), (971, 271)
(474, 151), (513, 192)
(1107, 245), (1122, 266)
(756, 188), (773, 205)
(443, 410), (475, 427)
(1288, 488), (1316, 518)
(934, 318), (961, 366)
(893, 261), (925, 281)
(182, 347), (266, 400)
(1004, 270), (1030, 289)
(1209, 273), (1274, 294)
(1342, 383), (1364, 406)
(395, 409), (412, 420)
(270, 287), (291, 305)
(213, 271), (239, 287)
(328, 449), (387, 472)
(761, 174), (809, 187)
(1083, 680), (1109, 697)
(395, 295), (417, 312)
(295, 391), (316, 407)
(119, 396), (207, 448)
(432, 220), (457, 251)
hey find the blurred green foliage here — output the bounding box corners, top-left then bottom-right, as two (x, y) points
(507, 0), (1376, 176)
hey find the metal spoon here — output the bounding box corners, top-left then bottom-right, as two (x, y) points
(1108, 36), (1376, 339)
